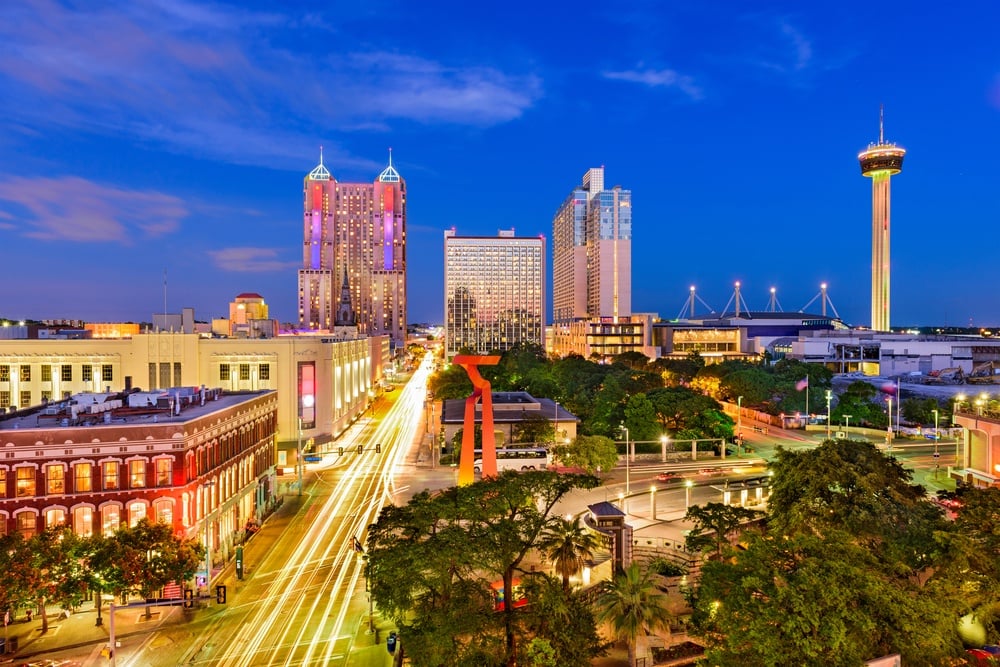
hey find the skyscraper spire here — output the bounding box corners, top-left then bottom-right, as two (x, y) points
(879, 104), (884, 144)
(378, 148), (401, 183)
(308, 145), (331, 181)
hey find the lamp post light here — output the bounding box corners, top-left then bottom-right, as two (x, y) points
(650, 486), (657, 520)
(954, 393), (966, 468)
(685, 479), (693, 509)
(618, 491), (625, 513)
(660, 434), (668, 463)
(844, 415), (852, 438)
(825, 390), (833, 441)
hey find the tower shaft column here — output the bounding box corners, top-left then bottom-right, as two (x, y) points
(870, 173), (892, 331)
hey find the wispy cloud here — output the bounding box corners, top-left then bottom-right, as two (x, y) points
(0, 176), (186, 242)
(208, 247), (298, 273)
(0, 0), (542, 171)
(603, 66), (703, 101)
(745, 17), (815, 77)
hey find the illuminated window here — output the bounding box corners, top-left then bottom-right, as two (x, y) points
(61, 365), (72, 382)
(74, 463), (92, 493)
(129, 460), (146, 488)
(102, 365), (113, 382)
(101, 505), (120, 534)
(0, 391), (9, 408)
(128, 502), (146, 527)
(82, 366), (93, 382)
(153, 499), (172, 525)
(155, 459), (171, 487)
(16, 512), (36, 538)
(0, 514), (6, 537)
(16, 467), (35, 497)
(103, 461), (119, 490)
(219, 364), (230, 381)
(45, 508), (66, 528)
(73, 506), (94, 536)
(46, 464), (65, 495)
(240, 364), (250, 381)
(19, 366), (30, 382)
(0, 365), (8, 381)
(259, 364), (270, 380)
(41, 365), (52, 382)
(20, 391), (30, 408)
(0, 469), (5, 497)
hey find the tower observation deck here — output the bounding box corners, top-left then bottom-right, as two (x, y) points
(858, 109), (905, 332)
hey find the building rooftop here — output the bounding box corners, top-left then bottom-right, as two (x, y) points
(0, 387), (271, 432)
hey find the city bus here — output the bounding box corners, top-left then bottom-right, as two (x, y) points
(473, 447), (550, 473)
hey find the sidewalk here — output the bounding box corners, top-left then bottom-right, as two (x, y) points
(2, 493), (304, 666)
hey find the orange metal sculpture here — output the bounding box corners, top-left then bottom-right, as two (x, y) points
(452, 354), (501, 485)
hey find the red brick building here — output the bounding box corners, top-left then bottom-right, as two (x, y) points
(0, 388), (277, 569)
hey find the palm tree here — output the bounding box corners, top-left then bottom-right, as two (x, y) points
(537, 516), (602, 591)
(594, 562), (672, 667)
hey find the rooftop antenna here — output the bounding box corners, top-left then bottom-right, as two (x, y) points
(319, 144), (324, 166)
(388, 146), (393, 167)
(879, 104), (884, 144)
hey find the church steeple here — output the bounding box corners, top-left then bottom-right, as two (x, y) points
(335, 267), (356, 326)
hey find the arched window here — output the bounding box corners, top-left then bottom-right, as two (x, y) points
(153, 498), (173, 526)
(128, 501), (147, 527)
(45, 507), (66, 529)
(101, 504), (121, 534)
(15, 510), (37, 538)
(73, 506), (94, 536)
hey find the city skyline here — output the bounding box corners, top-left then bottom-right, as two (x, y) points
(2, 2), (1000, 327)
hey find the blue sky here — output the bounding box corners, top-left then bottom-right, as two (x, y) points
(1, 0), (999, 328)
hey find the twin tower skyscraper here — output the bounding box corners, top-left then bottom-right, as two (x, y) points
(297, 149), (407, 346)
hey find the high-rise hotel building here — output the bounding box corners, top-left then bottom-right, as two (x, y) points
(551, 168), (647, 358)
(298, 151), (407, 347)
(444, 229), (545, 359)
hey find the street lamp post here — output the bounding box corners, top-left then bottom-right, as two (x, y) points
(620, 425), (631, 497)
(886, 397), (894, 454)
(954, 393), (966, 468)
(737, 396), (743, 455)
(932, 408), (940, 477)
(825, 390), (832, 441)
(685, 479), (693, 509)
(650, 486), (657, 520)
(844, 415), (852, 438)
(296, 417), (303, 497)
(660, 434), (668, 463)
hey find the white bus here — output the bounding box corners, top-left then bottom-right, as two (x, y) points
(473, 447), (550, 473)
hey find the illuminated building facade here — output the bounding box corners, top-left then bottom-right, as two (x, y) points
(444, 229), (545, 358)
(0, 388), (277, 574)
(858, 111), (905, 332)
(298, 150), (407, 347)
(0, 332), (387, 463)
(552, 167), (631, 324)
(225, 292), (276, 338)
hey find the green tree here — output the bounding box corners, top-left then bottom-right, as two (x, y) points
(623, 393), (659, 443)
(28, 527), (90, 633)
(512, 412), (555, 445)
(831, 380), (887, 428)
(719, 368), (775, 406)
(429, 363), (474, 400)
(365, 471), (601, 667)
(550, 435), (618, 475)
(683, 503), (762, 560)
(0, 532), (38, 618)
(594, 563), (673, 667)
(520, 574), (605, 666)
(901, 397), (942, 427)
(536, 516), (602, 591)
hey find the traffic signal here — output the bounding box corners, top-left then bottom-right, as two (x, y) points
(183, 589), (194, 609)
(375, 443), (381, 453)
(216, 585), (227, 604)
(338, 446), (344, 456)
(235, 546), (244, 580)
(357, 444), (363, 454)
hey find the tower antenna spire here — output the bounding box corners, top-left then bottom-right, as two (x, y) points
(879, 104), (884, 144)
(388, 146), (393, 167)
(319, 144), (324, 166)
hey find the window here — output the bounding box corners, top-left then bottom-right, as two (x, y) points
(174, 362), (182, 386)
(73, 506), (94, 537)
(74, 463), (92, 493)
(0, 365), (8, 381)
(46, 464), (65, 495)
(82, 365), (93, 382)
(16, 467), (35, 497)
(19, 366), (30, 382)
(0, 469), (6, 498)
(40, 391), (51, 403)
(129, 460), (146, 488)
(240, 363), (250, 381)
(17, 512), (36, 538)
(259, 364), (270, 380)
(20, 391), (31, 408)
(41, 365), (52, 382)
(102, 365), (113, 382)
(45, 508), (66, 528)
(155, 459), (172, 487)
(148, 363), (156, 390)
(103, 461), (119, 490)
(101, 505), (120, 534)
(0, 391), (9, 408)
(61, 365), (72, 382)
(0, 514), (6, 537)
(219, 364), (230, 381)
(153, 499), (172, 525)
(128, 502), (146, 527)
